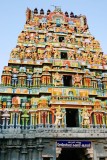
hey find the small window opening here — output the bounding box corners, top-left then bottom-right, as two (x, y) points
(59, 36), (64, 42)
(63, 75), (72, 86)
(61, 52), (67, 59)
(56, 19), (61, 27)
(66, 109), (79, 127)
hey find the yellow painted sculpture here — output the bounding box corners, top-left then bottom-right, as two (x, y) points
(55, 105), (65, 127)
(53, 72), (63, 86)
(81, 107), (90, 128)
(73, 73), (82, 87)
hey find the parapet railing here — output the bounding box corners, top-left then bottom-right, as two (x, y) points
(0, 124), (107, 138)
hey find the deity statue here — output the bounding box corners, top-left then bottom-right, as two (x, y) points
(32, 52), (38, 61)
(21, 110), (29, 126)
(97, 79), (103, 90)
(19, 51), (25, 60)
(53, 72), (63, 86)
(1, 76), (11, 86)
(81, 107), (90, 128)
(68, 51), (73, 60)
(55, 105), (65, 127)
(26, 8), (31, 22)
(12, 96), (20, 108)
(73, 73), (82, 87)
(18, 32), (25, 43)
(54, 49), (60, 59)
(53, 34), (59, 42)
(84, 71), (91, 87)
(6, 76), (11, 85)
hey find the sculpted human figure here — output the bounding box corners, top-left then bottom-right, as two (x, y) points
(68, 51), (73, 60)
(84, 71), (91, 87)
(73, 73), (82, 87)
(6, 76), (11, 85)
(54, 49), (60, 59)
(19, 51), (25, 60)
(97, 79), (103, 90)
(38, 52), (44, 60)
(1, 76), (6, 85)
(30, 33), (35, 41)
(53, 72), (63, 86)
(26, 8), (31, 22)
(81, 107), (90, 128)
(53, 34), (58, 42)
(32, 52), (38, 60)
(55, 106), (65, 127)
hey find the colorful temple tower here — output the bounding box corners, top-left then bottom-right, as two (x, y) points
(1, 6), (107, 160)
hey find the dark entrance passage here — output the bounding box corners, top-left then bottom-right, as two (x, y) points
(57, 148), (88, 160)
(63, 76), (72, 86)
(43, 158), (50, 160)
(66, 109), (79, 127)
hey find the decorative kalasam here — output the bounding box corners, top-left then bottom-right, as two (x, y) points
(0, 7), (107, 129)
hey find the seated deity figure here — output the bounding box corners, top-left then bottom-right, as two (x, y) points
(55, 105), (65, 127)
(81, 107), (90, 128)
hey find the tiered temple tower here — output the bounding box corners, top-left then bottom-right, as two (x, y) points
(0, 6), (107, 160)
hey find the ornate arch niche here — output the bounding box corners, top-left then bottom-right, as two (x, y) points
(52, 15), (65, 24)
(48, 10), (67, 24)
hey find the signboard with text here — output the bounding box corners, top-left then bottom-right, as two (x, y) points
(57, 140), (91, 148)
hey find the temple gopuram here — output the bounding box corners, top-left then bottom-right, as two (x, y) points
(1, 6), (107, 160)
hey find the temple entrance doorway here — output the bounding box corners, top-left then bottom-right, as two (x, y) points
(66, 109), (79, 127)
(57, 148), (88, 160)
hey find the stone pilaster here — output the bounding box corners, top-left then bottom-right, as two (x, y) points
(37, 139), (44, 160)
(1, 149), (6, 160)
(7, 149), (11, 160)
(21, 144), (27, 160)
(28, 149), (33, 160)
(16, 148), (21, 160)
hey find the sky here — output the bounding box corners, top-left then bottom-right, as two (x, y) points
(0, 0), (107, 77)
